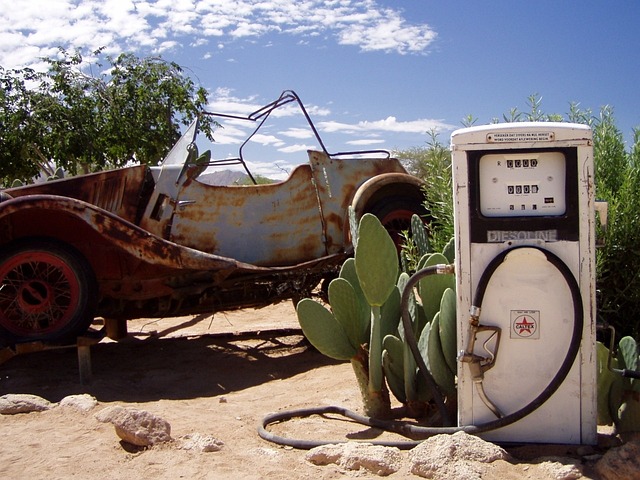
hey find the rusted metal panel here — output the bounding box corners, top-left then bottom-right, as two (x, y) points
(308, 150), (409, 251)
(170, 164), (327, 266)
(5, 166), (152, 224)
(0, 195), (241, 271)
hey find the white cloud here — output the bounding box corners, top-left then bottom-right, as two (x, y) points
(280, 127), (315, 140)
(230, 21), (271, 38)
(337, 10), (436, 54)
(319, 116), (456, 135)
(156, 40), (180, 52)
(207, 89), (262, 115)
(278, 144), (315, 153)
(207, 89), (331, 122)
(210, 122), (250, 144)
(249, 133), (285, 147)
(347, 138), (386, 146)
(0, 0), (437, 68)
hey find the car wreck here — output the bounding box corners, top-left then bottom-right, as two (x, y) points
(0, 90), (426, 346)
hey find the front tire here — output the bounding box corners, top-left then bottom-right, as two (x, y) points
(0, 238), (97, 345)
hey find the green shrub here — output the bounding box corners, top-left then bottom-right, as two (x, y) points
(395, 130), (453, 254)
(596, 123), (640, 339)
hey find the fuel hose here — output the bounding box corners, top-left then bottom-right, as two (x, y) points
(258, 246), (584, 449)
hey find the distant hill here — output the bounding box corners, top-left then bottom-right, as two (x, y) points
(197, 169), (277, 185)
(197, 169), (251, 185)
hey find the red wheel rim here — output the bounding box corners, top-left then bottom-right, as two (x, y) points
(0, 251), (81, 336)
(379, 209), (415, 249)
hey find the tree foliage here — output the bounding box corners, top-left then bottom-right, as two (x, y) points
(395, 130), (453, 253)
(596, 122), (640, 339)
(0, 48), (215, 185)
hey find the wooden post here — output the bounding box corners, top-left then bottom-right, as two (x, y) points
(105, 317), (128, 340)
(77, 337), (94, 385)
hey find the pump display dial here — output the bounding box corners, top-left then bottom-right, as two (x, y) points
(478, 151), (566, 217)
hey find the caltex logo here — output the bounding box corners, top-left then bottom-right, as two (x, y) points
(510, 310), (540, 339)
(514, 316), (536, 337)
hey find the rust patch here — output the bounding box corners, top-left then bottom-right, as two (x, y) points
(5, 166), (150, 223)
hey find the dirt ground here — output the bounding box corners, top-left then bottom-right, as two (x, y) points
(0, 302), (613, 479)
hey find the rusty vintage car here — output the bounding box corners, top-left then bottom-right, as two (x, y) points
(0, 91), (425, 346)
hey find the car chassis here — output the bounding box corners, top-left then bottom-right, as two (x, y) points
(0, 90), (425, 346)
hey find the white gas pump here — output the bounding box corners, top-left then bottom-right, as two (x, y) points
(451, 122), (597, 444)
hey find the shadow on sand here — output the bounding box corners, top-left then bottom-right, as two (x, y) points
(0, 329), (341, 403)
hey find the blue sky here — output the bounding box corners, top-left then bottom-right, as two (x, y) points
(1, 0), (638, 179)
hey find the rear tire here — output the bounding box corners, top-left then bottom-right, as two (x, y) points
(366, 196), (429, 250)
(0, 238), (97, 345)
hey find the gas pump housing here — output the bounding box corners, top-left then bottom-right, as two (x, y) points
(451, 122), (597, 444)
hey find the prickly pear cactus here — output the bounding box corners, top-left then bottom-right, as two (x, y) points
(411, 214), (431, 258)
(382, 245), (457, 419)
(355, 214), (398, 307)
(442, 237), (455, 264)
(296, 298), (357, 360)
(296, 214), (400, 418)
(615, 337), (640, 437)
(355, 214), (399, 412)
(438, 288), (457, 375)
(298, 211), (458, 420)
(419, 253), (455, 326)
(400, 214), (431, 274)
(597, 336), (640, 438)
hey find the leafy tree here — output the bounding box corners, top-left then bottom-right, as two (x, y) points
(0, 67), (54, 181)
(0, 48), (215, 185)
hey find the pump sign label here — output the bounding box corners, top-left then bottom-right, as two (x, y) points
(511, 310), (540, 339)
(487, 132), (554, 143)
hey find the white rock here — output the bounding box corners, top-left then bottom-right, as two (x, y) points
(95, 406), (171, 446)
(409, 431), (510, 479)
(59, 394), (98, 412)
(533, 457), (583, 480)
(178, 433), (224, 452)
(0, 394), (53, 414)
(306, 442), (403, 476)
(94, 405), (126, 423)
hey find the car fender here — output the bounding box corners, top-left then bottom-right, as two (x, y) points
(351, 172), (424, 217)
(0, 194), (244, 272)
(348, 172), (427, 246)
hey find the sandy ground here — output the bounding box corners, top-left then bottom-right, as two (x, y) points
(0, 302), (612, 479)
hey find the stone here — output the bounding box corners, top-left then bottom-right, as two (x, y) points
(94, 405), (126, 423)
(533, 456), (583, 480)
(59, 394), (98, 412)
(177, 433), (225, 452)
(594, 439), (640, 480)
(408, 431), (510, 479)
(0, 394), (53, 414)
(306, 442), (404, 476)
(95, 406), (171, 447)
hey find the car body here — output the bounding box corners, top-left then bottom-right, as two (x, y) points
(0, 91), (425, 345)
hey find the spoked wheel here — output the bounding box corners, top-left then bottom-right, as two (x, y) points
(366, 196), (429, 251)
(0, 238), (97, 344)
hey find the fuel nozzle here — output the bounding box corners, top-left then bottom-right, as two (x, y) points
(458, 306), (504, 418)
